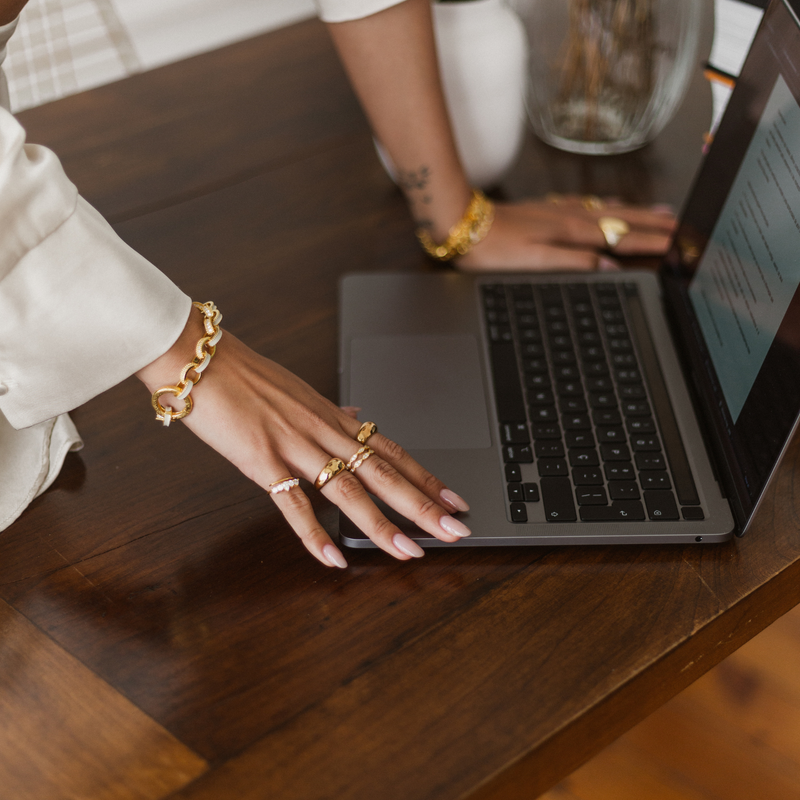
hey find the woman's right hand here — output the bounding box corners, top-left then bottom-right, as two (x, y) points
(137, 309), (471, 569)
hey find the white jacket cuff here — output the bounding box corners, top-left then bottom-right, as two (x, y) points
(0, 195), (191, 429)
(314, 0), (407, 23)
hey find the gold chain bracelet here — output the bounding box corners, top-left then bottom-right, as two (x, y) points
(416, 188), (495, 261)
(151, 301), (222, 426)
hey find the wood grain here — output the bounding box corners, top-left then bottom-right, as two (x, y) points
(0, 600), (206, 799)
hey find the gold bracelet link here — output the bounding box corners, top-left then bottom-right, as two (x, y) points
(151, 301), (223, 426)
(416, 188), (495, 262)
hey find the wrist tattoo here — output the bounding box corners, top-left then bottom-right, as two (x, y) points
(397, 166), (432, 205)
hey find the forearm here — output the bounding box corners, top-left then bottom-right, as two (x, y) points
(0, 0), (26, 25)
(325, 0), (471, 241)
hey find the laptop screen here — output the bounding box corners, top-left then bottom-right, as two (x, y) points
(662, 0), (800, 530)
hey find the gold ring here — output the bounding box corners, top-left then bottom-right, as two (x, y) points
(598, 216), (630, 249)
(314, 458), (346, 490)
(268, 476), (300, 495)
(545, 192), (565, 205)
(346, 445), (374, 473)
(582, 195), (604, 211)
(356, 421), (378, 444)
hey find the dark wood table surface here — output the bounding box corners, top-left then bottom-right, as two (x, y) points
(5, 16), (800, 800)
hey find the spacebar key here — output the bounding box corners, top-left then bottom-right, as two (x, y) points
(541, 477), (577, 522)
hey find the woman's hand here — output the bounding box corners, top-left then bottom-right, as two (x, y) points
(456, 195), (677, 272)
(137, 311), (470, 569)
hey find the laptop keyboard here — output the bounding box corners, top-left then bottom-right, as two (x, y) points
(483, 281), (704, 525)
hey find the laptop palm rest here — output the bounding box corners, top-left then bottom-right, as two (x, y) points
(349, 335), (491, 450)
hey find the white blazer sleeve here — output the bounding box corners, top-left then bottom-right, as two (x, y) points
(314, 0), (407, 23)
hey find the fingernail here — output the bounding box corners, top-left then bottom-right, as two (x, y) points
(439, 515), (471, 538)
(598, 256), (621, 272)
(650, 203), (675, 214)
(323, 544), (348, 569)
(392, 533), (424, 558)
(440, 488), (470, 512)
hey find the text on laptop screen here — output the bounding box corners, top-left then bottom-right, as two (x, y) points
(689, 74), (800, 422)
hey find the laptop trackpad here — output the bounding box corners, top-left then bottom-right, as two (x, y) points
(349, 335), (491, 450)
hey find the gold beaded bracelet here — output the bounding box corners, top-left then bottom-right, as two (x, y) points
(416, 188), (495, 262)
(151, 301), (223, 426)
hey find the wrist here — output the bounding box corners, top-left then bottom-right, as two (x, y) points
(136, 307), (203, 393)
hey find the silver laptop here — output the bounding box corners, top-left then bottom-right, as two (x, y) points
(339, 0), (800, 548)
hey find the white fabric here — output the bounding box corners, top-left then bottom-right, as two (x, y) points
(0, 16), (190, 531)
(314, 0), (406, 23)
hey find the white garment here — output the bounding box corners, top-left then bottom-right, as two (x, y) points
(314, 0), (406, 23)
(0, 17), (190, 531)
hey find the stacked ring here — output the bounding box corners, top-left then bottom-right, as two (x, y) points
(268, 477), (300, 495)
(356, 422), (378, 444)
(314, 458), (346, 490)
(598, 216), (630, 249)
(346, 445), (374, 473)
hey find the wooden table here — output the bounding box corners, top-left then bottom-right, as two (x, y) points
(6, 16), (800, 800)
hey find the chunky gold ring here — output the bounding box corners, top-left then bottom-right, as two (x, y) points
(347, 446), (374, 473)
(268, 476), (300, 495)
(314, 458), (346, 490)
(356, 421), (378, 444)
(582, 195), (604, 211)
(598, 216), (630, 249)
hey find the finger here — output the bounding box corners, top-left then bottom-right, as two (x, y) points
(460, 242), (600, 272)
(587, 206), (677, 233)
(610, 230), (673, 255)
(268, 474), (349, 569)
(345, 455), (472, 544)
(362, 433), (470, 513)
(340, 406), (361, 419)
(319, 467), (434, 559)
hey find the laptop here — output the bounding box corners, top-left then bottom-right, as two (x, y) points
(339, 0), (800, 548)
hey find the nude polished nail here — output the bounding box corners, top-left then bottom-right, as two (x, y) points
(393, 533), (424, 558)
(439, 516), (471, 538)
(323, 544), (348, 569)
(440, 488), (470, 512)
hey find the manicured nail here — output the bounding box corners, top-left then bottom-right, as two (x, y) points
(440, 516), (471, 538)
(392, 533), (424, 558)
(440, 488), (470, 512)
(651, 203), (675, 214)
(598, 256), (621, 272)
(323, 544), (348, 569)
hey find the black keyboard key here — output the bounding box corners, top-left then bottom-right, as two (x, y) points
(489, 342), (526, 423)
(528, 388), (555, 405)
(576, 487), (608, 505)
(503, 444), (533, 463)
(505, 463), (522, 482)
(635, 452), (666, 470)
(631, 435), (661, 452)
(594, 410), (622, 426)
(569, 449), (599, 467)
(584, 361), (610, 377)
(581, 346), (605, 362)
(605, 462), (635, 480)
(524, 358), (548, 375)
(644, 490), (679, 520)
(609, 481), (640, 500)
(533, 422), (562, 439)
(601, 443), (631, 461)
(535, 441), (565, 458)
(589, 392), (617, 409)
(501, 422), (530, 444)
(557, 381), (584, 397)
(520, 328), (542, 343)
(682, 506), (705, 520)
(615, 368), (642, 383)
(609, 338), (633, 353)
(525, 373), (551, 390)
(552, 350), (576, 365)
(580, 500), (645, 521)
(508, 483), (524, 502)
(627, 417), (656, 435)
(538, 458), (568, 477)
(555, 365), (581, 381)
(640, 471), (672, 490)
(489, 325), (513, 343)
(587, 376), (613, 392)
(560, 397), (588, 414)
(541, 477), (577, 521)
(606, 324), (628, 337)
(566, 431), (595, 448)
(619, 384), (646, 400)
(524, 483), (540, 502)
(563, 414), (591, 430)
(597, 426), (625, 443)
(573, 467), (603, 485)
(522, 343), (545, 358)
(612, 353), (637, 368)
(510, 503), (528, 523)
(622, 401), (651, 416)
(531, 406), (559, 423)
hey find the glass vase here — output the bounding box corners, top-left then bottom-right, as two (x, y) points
(522, 0), (701, 155)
